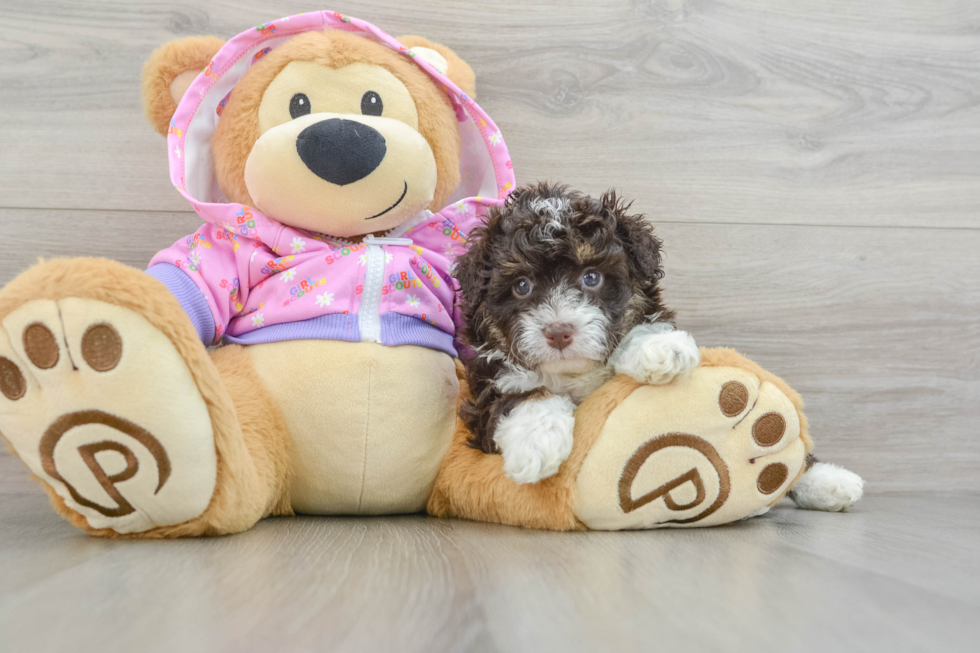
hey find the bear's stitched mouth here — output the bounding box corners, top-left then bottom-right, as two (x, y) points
(364, 181), (408, 220)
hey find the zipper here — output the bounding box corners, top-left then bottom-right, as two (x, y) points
(359, 234), (414, 343)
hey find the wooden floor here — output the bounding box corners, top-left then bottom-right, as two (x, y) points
(0, 489), (978, 652)
(0, 1), (978, 651)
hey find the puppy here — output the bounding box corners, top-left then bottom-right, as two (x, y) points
(455, 183), (700, 484)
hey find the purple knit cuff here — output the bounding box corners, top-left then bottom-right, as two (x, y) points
(145, 264), (216, 344)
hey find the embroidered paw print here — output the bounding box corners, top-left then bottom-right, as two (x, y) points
(0, 298), (217, 533)
(574, 365), (807, 530)
(717, 380), (792, 494)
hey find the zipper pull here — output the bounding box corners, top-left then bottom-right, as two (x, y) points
(364, 234), (414, 247)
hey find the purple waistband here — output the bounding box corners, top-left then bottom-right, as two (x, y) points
(224, 312), (457, 356)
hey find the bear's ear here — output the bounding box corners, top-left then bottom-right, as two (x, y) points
(396, 35), (476, 99)
(141, 36), (225, 135)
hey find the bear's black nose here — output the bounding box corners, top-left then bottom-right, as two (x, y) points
(296, 118), (387, 186)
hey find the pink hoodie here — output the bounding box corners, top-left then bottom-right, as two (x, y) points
(146, 11), (514, 356)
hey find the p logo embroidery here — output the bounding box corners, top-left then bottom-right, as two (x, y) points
(617, 433), (731, 525)
(39, 410), (171, 518)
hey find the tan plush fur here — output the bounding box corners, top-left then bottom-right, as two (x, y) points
(141, 36), (225, 136)
(0, 259), (292, 538)
(246, 340), (458, 515)
(430, 349), (811, 530)
(210, 30), (463, 214)
(210, 344), (295, 519)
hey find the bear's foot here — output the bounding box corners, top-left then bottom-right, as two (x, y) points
(573, 362), (809, 529)
(0, 298), (217, 534)
(428, 348), (814, 531)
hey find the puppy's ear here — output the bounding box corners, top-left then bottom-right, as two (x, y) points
(142, 36), (225, 135)
(603, 190), (664, 283)
(455, 213), (499, 312)
(397, 35), (477, 99)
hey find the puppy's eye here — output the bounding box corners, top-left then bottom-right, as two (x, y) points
(289, 93), (311, 119)
(513, 277), (533, 297)
(582, 271), (603, 288)
(361, 91), (383, 116)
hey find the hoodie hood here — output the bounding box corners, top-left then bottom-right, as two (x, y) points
(149, 11), (515, 354)
(168, 10), (513, 219)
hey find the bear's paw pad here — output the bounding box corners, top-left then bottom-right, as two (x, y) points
(0, 299), (216, 534)
(574, 366), (806, 530)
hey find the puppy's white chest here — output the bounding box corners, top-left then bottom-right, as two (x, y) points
(493, 361), (613, 403)
(540, 365), (614, 404)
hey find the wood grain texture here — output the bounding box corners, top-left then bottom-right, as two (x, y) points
(0, 491), (978, 653)
(1, 208), (977, 492)
(1, 1), (979, 227)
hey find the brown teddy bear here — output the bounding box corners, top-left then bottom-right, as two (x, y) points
(0, 12), (857, 538)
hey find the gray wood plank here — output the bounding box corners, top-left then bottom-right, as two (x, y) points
(0, 207), (977, 493)
(0, 492), (977, 653)
(0, 1), (978, 228)
(0, 208), (201, 277)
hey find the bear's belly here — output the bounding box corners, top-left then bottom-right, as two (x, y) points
(245, 340), (459, 515)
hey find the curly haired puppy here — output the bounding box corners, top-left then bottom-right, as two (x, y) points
(455, 183), (700, 484)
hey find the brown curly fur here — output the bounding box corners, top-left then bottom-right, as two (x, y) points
(454, 183), (675, 454)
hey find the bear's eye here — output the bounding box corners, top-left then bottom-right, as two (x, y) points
(289, 93), (311, 119)
(361, 91), (383, 116)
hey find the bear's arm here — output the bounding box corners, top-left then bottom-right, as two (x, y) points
(145, 263), (217, 343)
(145, 223), (245, 344)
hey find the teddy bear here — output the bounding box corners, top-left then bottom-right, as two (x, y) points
(0, 11), (859, 538)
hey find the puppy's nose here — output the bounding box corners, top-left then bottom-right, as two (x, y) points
(543, 323), (575, 351)
(296, 118), (387, 186)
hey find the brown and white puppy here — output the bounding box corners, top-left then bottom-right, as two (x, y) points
(455, 183), (700, 484)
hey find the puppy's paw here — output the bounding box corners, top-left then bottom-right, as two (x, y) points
(496, 394), (576, 484)
(789, 462), (865, 512)
(612, 327), (700, 385)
